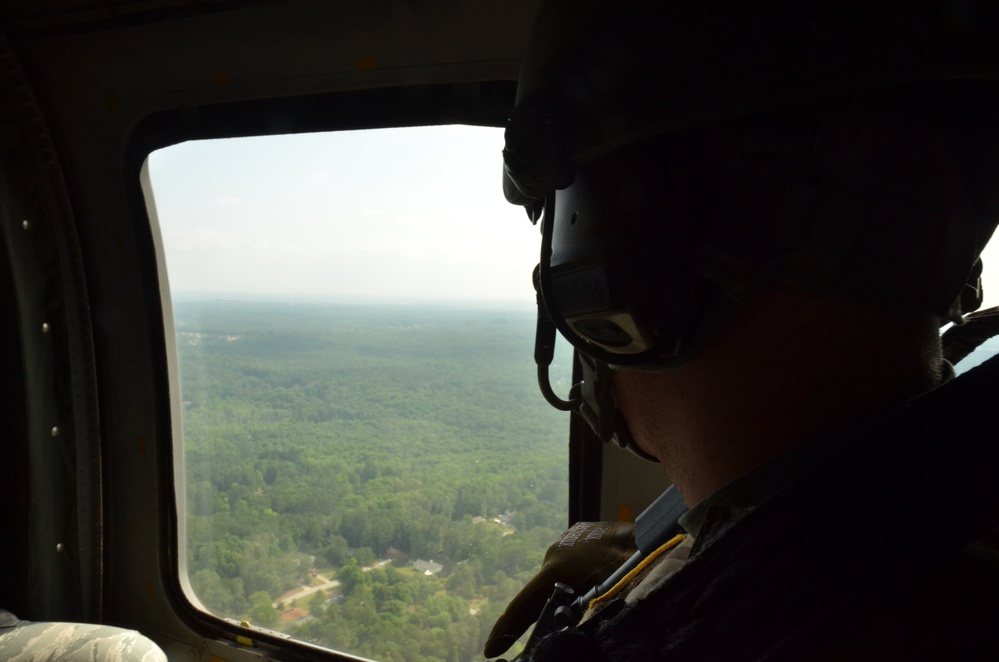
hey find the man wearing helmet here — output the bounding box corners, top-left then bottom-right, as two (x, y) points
(487, 2), (999, 660)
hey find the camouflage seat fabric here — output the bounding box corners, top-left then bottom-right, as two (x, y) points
(0, 610), (167, 661)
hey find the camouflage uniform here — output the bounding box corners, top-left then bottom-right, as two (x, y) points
(520, 361), (999, 661)
(569, 445), (807, 629)
(0, 610), (167, 661)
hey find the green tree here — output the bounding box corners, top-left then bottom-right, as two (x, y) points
(248, 591), (278, 629)
(338, 558), (366, 595)
(309, 590), (326, 614)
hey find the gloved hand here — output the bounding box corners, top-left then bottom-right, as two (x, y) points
(483, 521), (637, 659)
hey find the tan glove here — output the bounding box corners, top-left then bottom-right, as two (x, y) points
(483, 521), (636, 659)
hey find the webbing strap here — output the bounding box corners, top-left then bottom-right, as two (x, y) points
(587, 534), (686, 612)
(942, 306), (999, 365)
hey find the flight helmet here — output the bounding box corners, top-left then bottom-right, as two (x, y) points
(505, 0), (999, 368)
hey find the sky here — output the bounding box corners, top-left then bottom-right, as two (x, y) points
(146, 124), (999, 310)
(146, 126), (540, 306)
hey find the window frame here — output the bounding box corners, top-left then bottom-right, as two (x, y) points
(128, 81), (604, 659)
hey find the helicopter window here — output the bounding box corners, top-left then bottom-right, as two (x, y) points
(144, 126), (573, 660)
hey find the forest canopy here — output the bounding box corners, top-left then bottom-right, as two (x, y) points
(177, 299), (574, 661)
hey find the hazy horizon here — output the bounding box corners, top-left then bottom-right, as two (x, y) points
(147, 126), (541, 306)
(168, 289), (538, 309)
(147, 124), (999, 312)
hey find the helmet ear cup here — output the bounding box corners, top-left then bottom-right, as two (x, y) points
(537, 116), (841, 367)
(538, 133), (730, 366)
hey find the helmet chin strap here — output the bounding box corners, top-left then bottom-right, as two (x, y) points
(532, 194), (658, 461)
(532, 292), (657, 461)
(576, 353), (658, 462)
